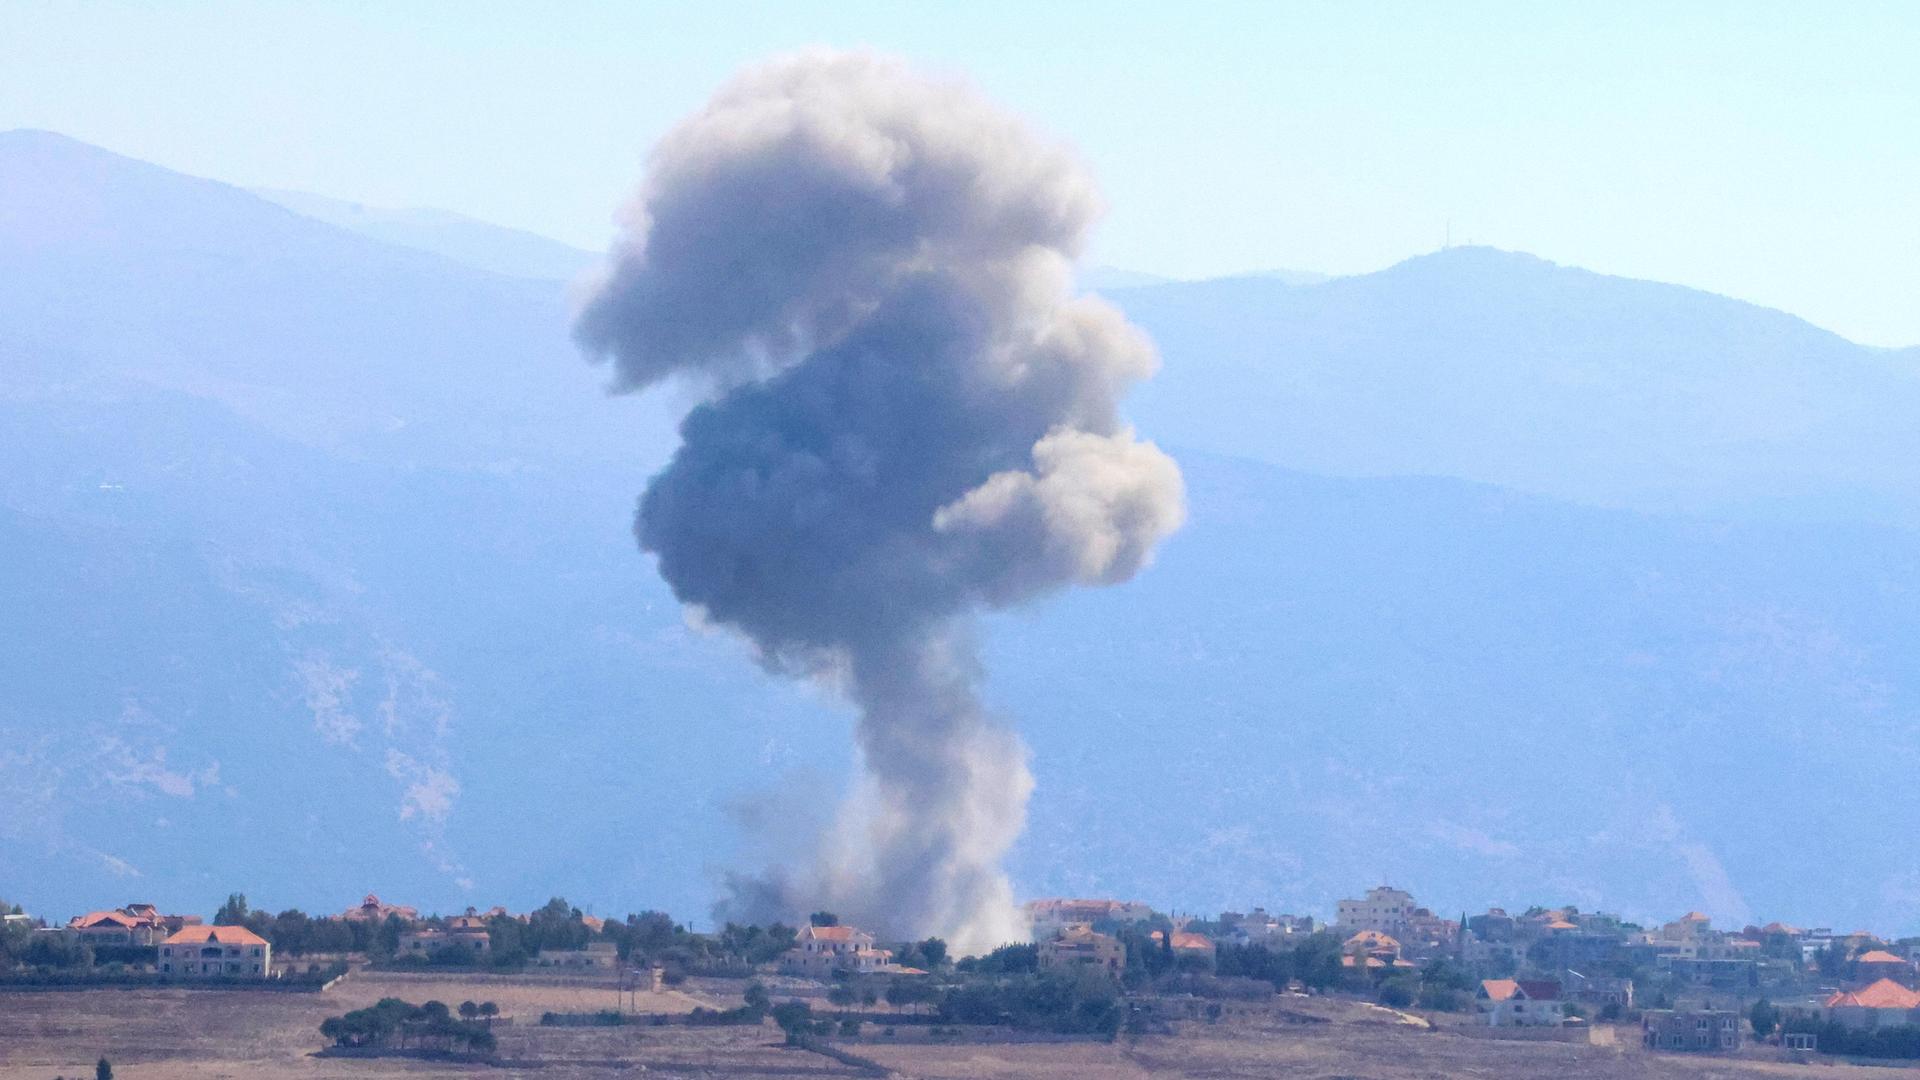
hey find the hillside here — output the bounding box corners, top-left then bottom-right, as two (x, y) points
(1118, 248), (1920, 525)
(3, 130), (1918, 935)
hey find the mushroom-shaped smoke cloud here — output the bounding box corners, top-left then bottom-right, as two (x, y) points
(576, 51), (1184, 954)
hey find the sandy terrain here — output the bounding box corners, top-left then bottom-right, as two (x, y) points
(0, 977), (1872, 1079)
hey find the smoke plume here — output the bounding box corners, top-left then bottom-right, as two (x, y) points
(576, 51), (1183, 953)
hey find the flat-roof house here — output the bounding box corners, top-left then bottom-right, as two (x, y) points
(159, 925), (271, 978)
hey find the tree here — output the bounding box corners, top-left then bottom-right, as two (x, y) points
(95, 1058), (112, 1080)
(214, 893), (250, 926)
(1751, 998), (1780, 1038)
(459, 1000), (479, 1020)
(478, 1001), (499, 1022)
(743, 981), (771, 1013)
(772, 1001), (815, 1042)
(810, 911), (839, 927)
(828, 984), (857, 1013)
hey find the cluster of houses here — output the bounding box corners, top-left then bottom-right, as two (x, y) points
(1019, 884), (1920, 1057)
(59, 903), (272, 979)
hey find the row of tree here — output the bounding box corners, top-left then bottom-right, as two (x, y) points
(318, 998), (497, 1054)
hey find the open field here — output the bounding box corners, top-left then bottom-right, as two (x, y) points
(0, 976), (1882, 1079)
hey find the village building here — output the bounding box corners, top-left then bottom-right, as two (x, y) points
(1023, 898), (1154, 939)
(339, 893), (419, 923)
(1476, 979), (1566, 1026)
(397, 925), (492, 959)
(1855, 949), (1916, 985)
(1336, 886), (1417, 939)
(66, 904), (201, 946)
(1039, 925), (1125, 974)
(530, 941), (619, 970)
(158, 925), (271, 978)
(780, 924), (895, 978)
(1642, 1008), (1742, 1052)
(1150, 929), (1217, 965)
(1563, 969), (1634, 1009)
(1222, 908), (1315, 944)
(1822, 978), (1920, 1030)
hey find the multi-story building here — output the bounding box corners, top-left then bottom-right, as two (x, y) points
(66, 904), (201, 947)
(1039, 925), (1125, 974)
(1024, 898), (1154, 939)
(158, 925), (271, 978)
(1336, 887), (1417, 939)
(1642, 1008), (1741, 1052)
(780, 924), (895, 978)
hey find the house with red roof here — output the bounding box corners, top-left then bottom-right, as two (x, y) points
(1855, 950), (1916, 985)
(66, 903), (201, 946)
(1824, 978), (1920, 1030)
(779, 923), (896, 978)
(158, 925), (271, 978)
(1476, 978), (1566, 1026)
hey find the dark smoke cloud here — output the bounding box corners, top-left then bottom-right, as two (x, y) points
(577, 50), (1183, 951)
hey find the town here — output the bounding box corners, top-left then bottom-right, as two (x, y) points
(6, 882), (1920, 1077)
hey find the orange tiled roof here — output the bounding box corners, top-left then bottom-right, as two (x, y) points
(1480, 979), (1520, 1002)
(1150, 930), (1214, 951)
(1344, 929), (1401, 949)
(806, 925), (861, 942)
(1545, 919), (1578, 931)
(70, 910), (143, 929)
(162, 925), (268, 947)
(1857, 950), (1906, 964)
(1826, 979), (1920, 1010)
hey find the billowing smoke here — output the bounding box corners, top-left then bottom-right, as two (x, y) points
(576, 50), (1183, 953)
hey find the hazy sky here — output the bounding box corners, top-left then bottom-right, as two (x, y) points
(4, 1), (1915, 345)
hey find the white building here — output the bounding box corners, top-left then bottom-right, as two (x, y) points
(1477, 979), (1566, 1027)
(780, 924), (894, 978)
(1336, 886), (1417, 939)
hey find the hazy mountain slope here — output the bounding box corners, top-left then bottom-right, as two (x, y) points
(0, 129), (670, 472)
(1121, 249), (1920, 525)
(253, 187), (601, 281)
(4, 132), (1918, 936)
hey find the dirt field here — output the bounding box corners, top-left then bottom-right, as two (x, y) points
(0, 976), (1881, 1079)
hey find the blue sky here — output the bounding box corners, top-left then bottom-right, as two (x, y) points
(4, 1), (1915, 345)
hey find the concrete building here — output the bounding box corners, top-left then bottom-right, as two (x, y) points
(1477, 979), (1566, 1027)
(1024, 898), (1154, 939)
(1039, 925), (1125, 974)
(530, 941), (619, 969)
(158, 925), (271, 978)
(1337, 886), (1417, 939)
(398, 926), (492, 959)
(1563, 969), (1634, 1009)
(1642, 1008), (1741, 1052)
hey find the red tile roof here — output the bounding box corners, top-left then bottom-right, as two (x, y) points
(1480, 979), (1519, 1002)
(1857, 950), (1907, 964)
(1826, 979), (1920, 1010)
(162, 925), (268, 947)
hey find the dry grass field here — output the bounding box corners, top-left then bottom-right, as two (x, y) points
(0, 976), (1882, 1079)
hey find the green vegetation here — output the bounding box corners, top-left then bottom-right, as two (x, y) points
(1784, 1018), (1920, 1059)
(319, 998), (496, 1054)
